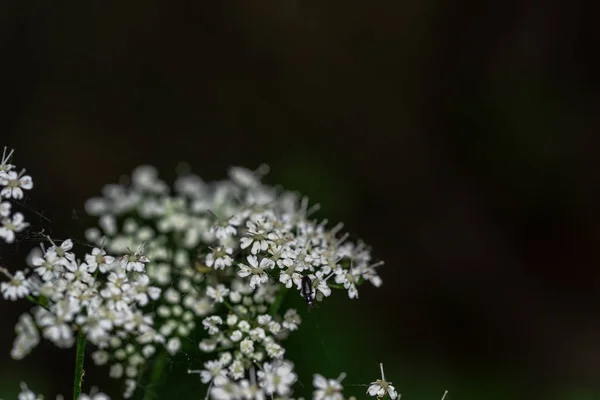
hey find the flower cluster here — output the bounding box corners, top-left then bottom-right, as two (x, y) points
(15, 363), (409, 400)
(0, 147), (33, 243)
(1, 239), (162, 397)
(1, 146), (393, 400)
(81, 164), (384, 397)
(17, 382), (109, 400)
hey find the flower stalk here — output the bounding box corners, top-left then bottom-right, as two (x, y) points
(73, 330), (87, 400)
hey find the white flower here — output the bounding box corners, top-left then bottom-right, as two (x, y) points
(0, 212), (29, 243)
(167, 337), (181, 354)
(210, 378), (242, 400)
(334, 268), (360, 299)
(313, 373), (345, 400)
(237, 255), (274, 289)
(205, 246), (234, 270)
(77, 313), (113, 343)
(212, 216), (240, 240)
(0, 170), (33, 199)
(46, 238), (74, 261)
(131, 274), (161, 306)
(202, 316), (223, 335)
(257, 360), (297, 397)
(32, 250), (64, 281)
(282, 309), (301, 331)
(11, 313), (40, 360)
(228, 166), (262, 188)
(307, 271), (333, 300)
(0, 201), (11, 217)
(206, 284), (230, 303)
(17, 382), (42, 400)
(367, 363), (398, 400)
(264, 338), (285, 359)
(240, 220), (273, 254)
(189, 359), (227, 384)
(35, 307), (75, 348)
(85, 248), (116, 273)
(279, 264), (303, 289)
(79, 392), (111, 400)
(120, 247), (150, 272)
(1, 271), (30, 300)
(240, 337), (254, 355)
(228, 359), (245, 380)
(64, 259), (94, 285)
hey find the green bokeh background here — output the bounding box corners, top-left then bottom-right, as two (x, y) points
(1, 1), (598, 399)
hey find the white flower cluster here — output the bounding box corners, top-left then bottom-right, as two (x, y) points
(1, 238), (162, 397)
(16, 382), (109, 400)
(0, 147), (33, 243)
(81, 164), (384, 398)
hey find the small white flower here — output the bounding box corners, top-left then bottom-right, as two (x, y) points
(189, 359), (227, 385)
(202, 315), (223, 335)
(367, 363), (398, 400)
(313, 373), (345, 400)
(230, 330), (243, 342)
(0, 212), (29, 243)
(46, 238), (74, 261)
(120, 247), (150, 272)
(240, 337), (254, 355)
(257, 360), (297, 397)
(237, 255), (274, 289)
(228, 359), (245, 380)
(17, 382), (42, 400)
(79, 392), (111, 400)
(212, 216), (240, 240)
(206, 284), (230, 303)
(32, 250), (64, 281)
(264, 338), (284, 359)
(228, 166), (262, 188)
(0, 170), (33, 199)
(167, 337), (181, 355)
(85, 247), (116, 273)
(0, 201), (11, 217)
(334, 268), (360, 299)
(240, 219), (273, 254)
(282, 309), (301, 331)
(35, 307), (75, 348)
(205, 246), (234, 270)
(1, 271), (30, 300)
(11, 313), (40, 360)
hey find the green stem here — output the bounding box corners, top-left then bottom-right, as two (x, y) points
(143, 348), (166, 400)
(73, 330), (87, 400)
(269, 287), (288, 316)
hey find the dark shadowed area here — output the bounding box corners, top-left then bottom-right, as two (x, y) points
(1, 1), (598, 399)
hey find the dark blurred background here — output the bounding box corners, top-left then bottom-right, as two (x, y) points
(1, 1), (599, 399)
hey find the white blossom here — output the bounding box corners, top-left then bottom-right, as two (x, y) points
(0, 170), (33, 199)
(257, 360), (297, 396)
(367, 363), (398, 400)
(1, 271), (30, 300)
(313, 373), (345, 400)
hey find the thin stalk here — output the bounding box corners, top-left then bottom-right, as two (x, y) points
(73, 330), (87, 400)
(143, 348), (167, 400)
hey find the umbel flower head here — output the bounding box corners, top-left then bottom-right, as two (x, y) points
(1, 149), (389, 400)
(81, 163), (385, 397)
